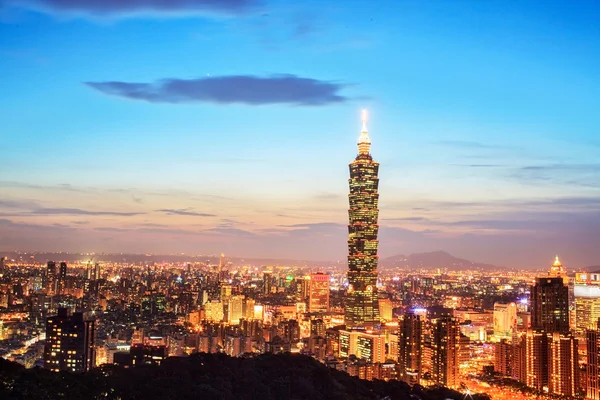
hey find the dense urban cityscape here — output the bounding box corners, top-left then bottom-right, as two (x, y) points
(0, 115), (598, 399)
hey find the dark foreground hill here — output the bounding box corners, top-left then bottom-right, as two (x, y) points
(0, 353), (489, 400)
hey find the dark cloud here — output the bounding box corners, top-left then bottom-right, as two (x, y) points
(382, 217), (430, 222)
(455, 164), (505, 168)
(0, 199), (40, 209)
(31, 208), (143, 216)
(95, 227), (129, 232)
(86, 74), (348, 106)
(208, 227), (255, 237)
(521, 164), (600, 172)
(7, 0), (257, 16)
(510, 164), (600, 188)
(156, 208), (216, 217)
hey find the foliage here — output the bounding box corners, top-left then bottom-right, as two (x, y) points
(0, 354), (491, 400)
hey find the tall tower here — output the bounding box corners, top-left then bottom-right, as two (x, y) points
(46, 261), (57, 295)
(345, 110), (380, 328)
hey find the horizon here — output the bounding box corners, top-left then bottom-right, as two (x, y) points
(2, 1), (600, 269)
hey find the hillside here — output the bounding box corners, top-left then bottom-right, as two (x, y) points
(0, 353), (489, 400)
(381, 251), (501, 271)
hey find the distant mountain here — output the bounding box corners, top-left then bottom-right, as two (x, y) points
(381, 250), (502, 271)
(583, 266), (600, 273)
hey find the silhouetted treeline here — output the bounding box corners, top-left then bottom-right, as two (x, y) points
(0, 353), (491, 400)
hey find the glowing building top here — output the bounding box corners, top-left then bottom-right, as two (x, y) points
(357, 109), (371, 155)
(550, 255), (567, 278)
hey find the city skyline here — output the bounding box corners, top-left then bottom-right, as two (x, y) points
(2, 1), (600, 268)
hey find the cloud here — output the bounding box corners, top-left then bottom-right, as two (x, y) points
(382, 217), (430, 222)
(31, 208), (143, 216)
(156, 208), (216, 217)
(6, 0), (257, 17)
(95, 227), (129, 232)
(454, 164), (505, 168)
(86, 74), (348, 106)
(437, 140), (514, 150)
(0, 199), (40, 209)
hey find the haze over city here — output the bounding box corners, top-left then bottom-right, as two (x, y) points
(2, 0), (600, 268)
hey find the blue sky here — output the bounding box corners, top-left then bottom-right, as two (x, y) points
(1, 0), (599, 268)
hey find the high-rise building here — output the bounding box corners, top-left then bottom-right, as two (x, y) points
(531, 277), (569, 333)
(398, 312), (422, 385)
(45, 261), (57, 294)
(525, 329), (549, 391)
(44, 308), (96, 373)
(588, 325), (600, 400)
(356, 332), (386, 363)
(345, 110), (380, 329)
(263, 271), (273, 295)
(378, 298), (393, 322)
(57, 262), (67, 294)
(94, 263), (100, 281)
(493, 302), (517, 338)
(86, 262), (93, 280)
(494, 338), (512, 377)
(512, 332), (527, 383)
(575, 285), (600, 332)
(228, 295), (244, 325)
(308, 273), (330, 313)
(548, 332), (579, 397)
(430, 317), (460, 388)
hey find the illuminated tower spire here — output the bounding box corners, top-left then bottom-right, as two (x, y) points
(550, 254), (567, 281)
(358, 109), (371, 155)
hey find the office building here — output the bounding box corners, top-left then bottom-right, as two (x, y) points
(575, 284), (600, 332)
(531, 277), (569, 333)
(548, 332), (579, 397)
(44, 308), (96, 373)
(378, 298), (393, 322)
(525, 329), (549, 391)
(46, 261), (57, 294)
(493, 302), (517, 338)
(587, 326), (600, 400)
(431, 317), (460, 388)
(398, 312), (422, 385)
(308, 273), (330, 313)
(228, 295), (244, 325)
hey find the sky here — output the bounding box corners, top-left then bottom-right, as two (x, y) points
(1, 0), (600, 268)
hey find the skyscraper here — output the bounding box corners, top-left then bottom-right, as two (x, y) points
(531, 277), (569, 333)
(57, 261), (67, 294)
(345, 110), (380, 328)
(45, 261), (57, 294)
(588, 324), (600, 400)
(308, 273), (330, 313)
(548, 332), (579, 397)
(431, 316), (460, 389)
(398, 312), (423, 385)
(44, 308), (96, 373)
